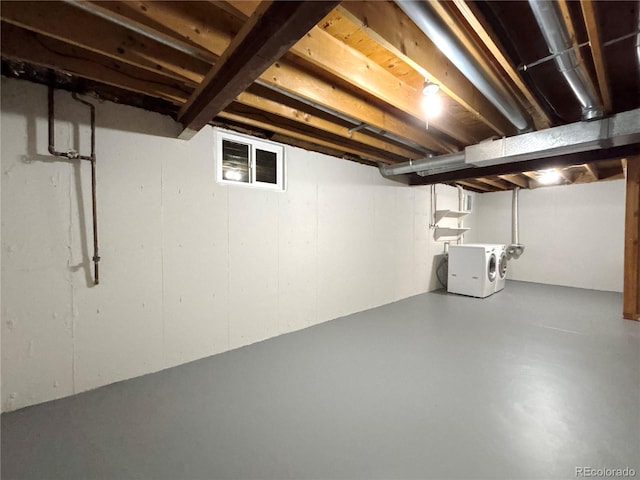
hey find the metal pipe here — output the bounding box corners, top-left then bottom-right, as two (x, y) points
(380, 151), (465, 177)
(62, 0), (215, 63)
(529, 0), (603, 120)
(512, 186), (520, 246)
(380, 107), (640, 179)
(508, 187), (525, 258)
(49, 86), (100, 285)
(72, 93), (100, 285)
(395, 1), (531, 132)
(254, 79), (435, 155)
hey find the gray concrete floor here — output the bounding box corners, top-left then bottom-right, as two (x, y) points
(2, 281), (639, 479)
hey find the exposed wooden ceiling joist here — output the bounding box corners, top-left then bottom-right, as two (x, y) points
(84, 0), (457, 153)
(448, 0), (552, 129)
(579, 0), (612, 113)
(0, 1), (208, 84)
(337, 1), (516, 137)
(177, 0), (340, 137)
(498, 174), (530, 189)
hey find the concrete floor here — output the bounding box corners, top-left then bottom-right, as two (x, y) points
(2, 281), (639, 479)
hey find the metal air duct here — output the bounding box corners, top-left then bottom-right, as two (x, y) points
(395, 1), (532, 132)
(528, 0), (604, 120)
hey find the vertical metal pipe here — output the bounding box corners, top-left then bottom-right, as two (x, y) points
(71, 92), (100, 285)
(512, 186), (520, 246)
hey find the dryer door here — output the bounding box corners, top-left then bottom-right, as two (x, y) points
(498, 252), (507, 279)
(487, 253), (497, 282)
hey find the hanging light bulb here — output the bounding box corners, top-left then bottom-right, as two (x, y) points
(422, 80), (442, 119)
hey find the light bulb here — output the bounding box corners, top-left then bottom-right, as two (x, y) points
(537, 169), (561, 185)
(422, 94), (442, 119)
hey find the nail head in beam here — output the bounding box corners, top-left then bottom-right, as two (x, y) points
(178, 0), (340, 137)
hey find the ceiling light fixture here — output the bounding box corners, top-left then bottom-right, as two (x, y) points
(422, 80), (442, 128)
(537, 168), (561, 185)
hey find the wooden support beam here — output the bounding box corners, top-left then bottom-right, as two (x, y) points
(0, 1), (209, 84)
(498, 174), (530, 189)
(583, 163), (600, 180)
(623, 157), (640, 320)
(237, 87), (424, 160)
(450, 0), (552, 129)
(456, 179), (493, 192)
(0, 23), (192, 104)
(90, 0), (456, 152)
(338, 1), (517, 137)
(290, 26), (476, 145)
(474, 177), (511, 191)
(579, 0), (613, 113)
(178, 1), (340, 137)
(218, 104), (401, 165)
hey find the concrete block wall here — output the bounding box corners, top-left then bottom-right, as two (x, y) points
(1, 77), (464, 411)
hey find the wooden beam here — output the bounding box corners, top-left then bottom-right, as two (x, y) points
(90, 0), (456, 152)
(0, 23), (192, 104)
(579, 0), (612, 113)
(498, 174), (530, 189)
(337, 1), (517, 137)
(583, 163), (600, 180)
(290, 26), (477, 145)
(623, 157), (640, 320)
(218, 103), (400, 165)
(450, 0), (552, 129)
(237, 87), (424, 160)
(456, 180), (493, 192)
(474, 177), (511, 191)
(0, 1), (209, 84)
(178, 1), (340, 137)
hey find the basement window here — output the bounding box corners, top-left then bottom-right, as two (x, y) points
(215, 129), (284, 190)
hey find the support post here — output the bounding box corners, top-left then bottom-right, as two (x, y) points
(623, 157), (640, 320)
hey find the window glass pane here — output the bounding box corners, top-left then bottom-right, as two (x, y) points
(255, 149), (277, 184)
(222, 140), (250, 183)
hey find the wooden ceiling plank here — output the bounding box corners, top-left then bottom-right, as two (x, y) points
(456, 180), (494, 192)
(290, 26), (478, 145)
(90, 0), (456, 153)
(177, 0), (341, 137)
(579, 0), (613, 113)
(0, 1), (209, 84)
(498, 174), (529, 189)
(583, 162), (600, 180)
(450, 0), (552, 129)
(237, 89), (423, 160)
(337, 1), (516, 137)
(0, 23), (191, 105)
(623, 157), (640, 320)
(261, 58), (457, 153)
(474, 177), (510, 190)
(217, 108), (397, 165)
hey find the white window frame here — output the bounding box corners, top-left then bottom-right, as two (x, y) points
(215, 128), (285, 191)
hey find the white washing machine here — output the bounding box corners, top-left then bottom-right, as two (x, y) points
(493, 244), (507, 293)
(447, 244), (500, 298)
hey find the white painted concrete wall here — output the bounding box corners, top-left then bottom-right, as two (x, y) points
(1, 78), (468, 411)
(473, 180), (625, 292)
